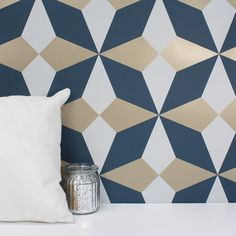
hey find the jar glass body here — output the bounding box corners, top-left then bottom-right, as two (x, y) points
(65, 164), (100, 214)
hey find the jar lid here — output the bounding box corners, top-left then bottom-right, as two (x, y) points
(66, 163), (98, 174)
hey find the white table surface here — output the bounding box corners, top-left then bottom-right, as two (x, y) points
(0, 203), (235, 236)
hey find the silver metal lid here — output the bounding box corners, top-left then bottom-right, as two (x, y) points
(66, 163), (98, 174)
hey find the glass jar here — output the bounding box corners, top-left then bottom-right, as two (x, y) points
(65, 163), (100, 214)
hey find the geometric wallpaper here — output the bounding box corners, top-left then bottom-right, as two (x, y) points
(1, 0), (236, 203)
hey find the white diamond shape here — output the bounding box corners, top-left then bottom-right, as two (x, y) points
(203, 0), (235, 51)
(207, 177), (227, 202)
(22, 55), (55, 96)
(142, 176), (175, 203)
(83, 57), (116, 114)
(83, 116), (116, 170)
(143, 0), (176, 53)
(82, 0), (115, 51)
(142, 119), (175, 174)
(202, 57), (235, 114)
(202, 116), (235, 173)
(143, 56), (175, 112)
(22, 0), (56, 53)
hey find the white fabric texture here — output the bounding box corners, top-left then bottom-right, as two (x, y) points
(0, 89), (73, 223)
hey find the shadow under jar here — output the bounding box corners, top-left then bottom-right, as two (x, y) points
(65, 163), (100, 214)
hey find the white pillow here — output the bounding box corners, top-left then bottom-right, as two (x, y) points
(0, 89), (73, 223)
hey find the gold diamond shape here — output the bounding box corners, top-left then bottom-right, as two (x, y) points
(62, 98), (98, 132)
(58, 0), (91, 10)
(0, 37), (37, 71)
(107, 0), (140, 9)
(220, 168), (236, 182)
(220, 98), (236, 132)
(162, 37), (217, 71)
(161, 159), (215, 192)
(101, 98), (157, 132)
(41, 37), (97, 71)
(161, 98), (217, 132)
(178, 0), (211, 10)
(102, 159), (158, 192)
(228, 0), (236, 9)
(221, 47), (236, 61)
(0, 0), (19, 9)
(101, 37), (157, 71)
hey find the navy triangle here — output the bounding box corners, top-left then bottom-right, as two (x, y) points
(61, 126), (94, 164)
(101, 117), (157, 174)
(162, 117), (216, 173)
(219, 135), (236, 174)
(48, 57), (97, 103)
(172, 176), (216, 203)
(161, 56), (217, 113)
(101, 177), (145, 203)
(0, 64), (30, 96)
(219, 176), (236, 202)
(0, 0), (35, 44)
(101, 56), (157, 113)
(42, 0), (97, 52)
(221, 14), (236, 52)
(101, 0), (156, 52)
(221, 56), (236, 94)
(164, 0), (217, 52)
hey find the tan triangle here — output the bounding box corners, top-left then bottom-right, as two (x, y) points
(221, 47), (236, 61)
(179, 0), (211, 10)
(161, 159), (216, 192)
(41, 37), (97, 71)
(101, 98), (157, 132)
(220, 168), (236, 182)
(161, 98), (217, 132)
(58, 0), (91, 10)
(220, 98), (236, 132)
(101, 37), (157, 71)
(228, 0), (236, 9)
(107, 0), (140, 9)
(0, 0), (19, 9)
(62, 98), (98, 132)
(162, 37), (217, 71)
(0, 37), (37, 71)
(102, 159), (158, 192)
